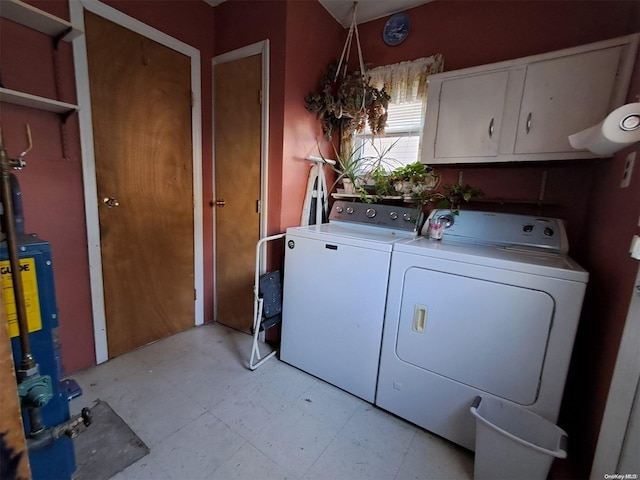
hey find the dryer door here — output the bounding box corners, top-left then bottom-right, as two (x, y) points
(395, 267), (554, 404)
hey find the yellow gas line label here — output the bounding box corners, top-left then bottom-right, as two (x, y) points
(1, 258), (43, 338)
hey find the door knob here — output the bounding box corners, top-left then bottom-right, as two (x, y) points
(103, 197), (120, 208)
(215, 199), (226, 207)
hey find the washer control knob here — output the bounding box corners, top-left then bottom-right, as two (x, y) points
(403, 213), (413, 222)
(336, 206), (343, 213)
(365, 208), (377, 218)
(544, 227), (555, 237)
(346, 207), (354, 214)
(389, 212), (398, 220)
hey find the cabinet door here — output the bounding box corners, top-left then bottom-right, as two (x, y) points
(433, 70), (509, 159)
(515, 46), (623, 154)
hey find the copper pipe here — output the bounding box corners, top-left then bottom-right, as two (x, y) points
(0, 124), (35, 372)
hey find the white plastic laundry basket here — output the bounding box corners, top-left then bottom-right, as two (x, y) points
(469, 396), (568, 480)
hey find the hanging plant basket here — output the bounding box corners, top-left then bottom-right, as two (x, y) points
(305, 63), (389, 141)
(304, 3), (389, 142)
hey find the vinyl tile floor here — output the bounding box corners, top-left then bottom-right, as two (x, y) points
(69, 323), (474, 479)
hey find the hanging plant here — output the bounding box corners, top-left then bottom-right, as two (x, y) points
(305, 63), (390, 142)
(305, 3), (389, 143)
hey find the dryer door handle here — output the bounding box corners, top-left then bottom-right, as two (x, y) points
(412, 305), (428, 334)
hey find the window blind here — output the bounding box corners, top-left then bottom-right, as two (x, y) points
(358, 100), (424, 167)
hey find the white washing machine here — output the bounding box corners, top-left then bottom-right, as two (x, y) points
(376, 210), (588, 450)
(281, 201), (423, 403)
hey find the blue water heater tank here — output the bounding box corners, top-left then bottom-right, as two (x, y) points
(1, 233), (76, 479)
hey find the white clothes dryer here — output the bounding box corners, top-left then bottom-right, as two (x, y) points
(375, 210), (588, 450)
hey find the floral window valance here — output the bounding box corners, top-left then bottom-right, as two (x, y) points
(367, 54), (444, 104)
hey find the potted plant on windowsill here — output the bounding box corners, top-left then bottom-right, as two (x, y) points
(317, 142), (367, 194)
(389, 162), (440, 199)
(368, 165), (483, 210)
(364, 161), (440, 201)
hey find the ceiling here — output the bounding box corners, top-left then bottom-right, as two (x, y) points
(318, 0), (432, 27)
(204, 0), (432, 27)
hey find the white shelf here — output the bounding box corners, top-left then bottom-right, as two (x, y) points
(0, 87), (78, 114)
(0, 0), (83, 41)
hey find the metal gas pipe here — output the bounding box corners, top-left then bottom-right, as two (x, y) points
(0, 124), (91, 450)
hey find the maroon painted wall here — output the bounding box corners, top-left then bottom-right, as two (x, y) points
(360, 0), (640, 71)
(1, 0), (92, 373)
(280, 1), (343, 230)
(354, 2), (639, 476)
(2, 1), (639, 475)
(213, 0), (342, 234)
(355, 0), (639, 253)
(0, 0), (215, 373)
(215, 2), (640, 473)
(563, 68), (640, 476)
(214, 0), (288, 236)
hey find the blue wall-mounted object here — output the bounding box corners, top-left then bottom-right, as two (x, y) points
(383, 13), (410, 46)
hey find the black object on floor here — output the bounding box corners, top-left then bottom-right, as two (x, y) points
(73, 399), (149, 480)
(60, 378), (83, 401)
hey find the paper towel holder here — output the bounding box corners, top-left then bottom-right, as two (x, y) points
(620, 113), (640, 131)
(568, 102), (640, 156)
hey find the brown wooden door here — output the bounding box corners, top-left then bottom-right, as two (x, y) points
(214, 54), (262, 332)
(85, 12), (194, 358)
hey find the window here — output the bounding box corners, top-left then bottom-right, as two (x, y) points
(355, 54), (444, 170)
(356, 100), (425, 169)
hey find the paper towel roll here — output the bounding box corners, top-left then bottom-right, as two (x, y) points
(568, 102), (640, 156)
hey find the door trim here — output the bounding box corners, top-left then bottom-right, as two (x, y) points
(212, 41), (270, 320)
(70, 0), (204, 364)
(590, 262), (640, 478)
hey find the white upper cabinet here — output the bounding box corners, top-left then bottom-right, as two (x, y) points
(514, 47), (624, 154)
(434, 70), (509, 159)
(422, 34), (639, 164)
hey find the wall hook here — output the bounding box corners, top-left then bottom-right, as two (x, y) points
(0, 123), (32, 171)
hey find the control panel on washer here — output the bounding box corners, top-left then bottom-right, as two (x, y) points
(330, 201), (423, 234)
(424, 209), (569, 253)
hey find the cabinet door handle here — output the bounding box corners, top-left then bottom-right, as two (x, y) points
(488, 118), (494, 138)
(526, 112), (532, 134)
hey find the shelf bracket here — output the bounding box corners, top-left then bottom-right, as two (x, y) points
(59, 109), (75, 124)
(53, 27), (73, 50)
